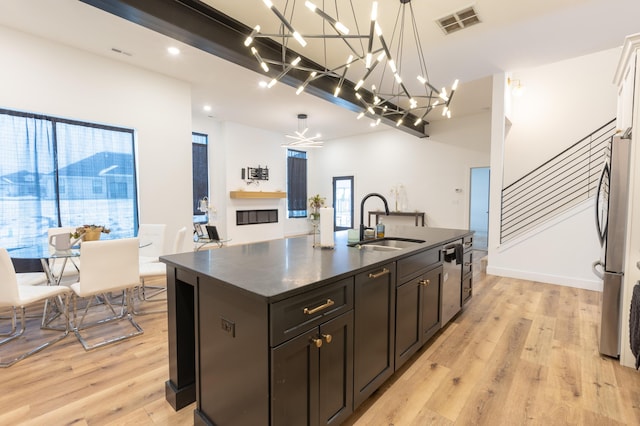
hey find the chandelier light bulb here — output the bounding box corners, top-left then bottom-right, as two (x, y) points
(452, 79), (459, 90)
(292, 31), (307, 47)
(335, 22), (349, 35)
(417, 75), (427, 85)
(334, 87), (341, 97)
(357, 112), (365, 119)
(371, 1), (378, 21)
(355, 79), (364, 91)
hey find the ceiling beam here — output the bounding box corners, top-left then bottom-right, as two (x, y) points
(80, 0), (428, 137)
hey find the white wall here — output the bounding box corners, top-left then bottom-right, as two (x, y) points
(488, 48), (620, 290)
(311, 123), (491, 234)
(503, 48), (621, 185)
(0, 25), (193, 253)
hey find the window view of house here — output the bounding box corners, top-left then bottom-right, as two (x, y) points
(0, 109), (138, 251)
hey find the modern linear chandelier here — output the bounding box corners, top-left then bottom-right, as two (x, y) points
(244, 0), (459, 131)
(282, 113), (324, 148)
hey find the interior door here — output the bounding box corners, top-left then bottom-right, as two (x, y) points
(332, 176), (354, 231)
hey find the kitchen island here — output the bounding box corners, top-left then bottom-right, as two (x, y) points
(160, 226), (473, 425)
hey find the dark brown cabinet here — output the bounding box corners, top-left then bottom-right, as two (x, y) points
(354, 263), (396, 408)
(395, 248), (442, 370)
(271, 311), (354, 426)
(162, 230), (474, 425)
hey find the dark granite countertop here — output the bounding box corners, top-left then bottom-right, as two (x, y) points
(160, 226), (472, 302)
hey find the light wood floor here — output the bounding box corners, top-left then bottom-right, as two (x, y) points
(2, 258), (640, 425)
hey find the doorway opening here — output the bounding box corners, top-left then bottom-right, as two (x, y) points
(333, 176), (354, 231)
(469, 167), (489, 251)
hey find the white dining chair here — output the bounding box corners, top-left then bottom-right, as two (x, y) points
(70, 238), (143, 350)
(137, 223), (167, 264)
(47, 227), (80, 282)
(136, 226), (188, 315)
(0, 248), (70, 367)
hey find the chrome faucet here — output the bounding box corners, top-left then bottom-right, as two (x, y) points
(359, 193), (390, 241)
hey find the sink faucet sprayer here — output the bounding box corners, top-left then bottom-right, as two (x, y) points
(359, 193), (390, 241)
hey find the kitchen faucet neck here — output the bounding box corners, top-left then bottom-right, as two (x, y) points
(359, 193), (390, 241)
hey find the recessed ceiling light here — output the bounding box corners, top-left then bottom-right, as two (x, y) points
(167, 46), (180, 55)
(203, 105), (212, 112)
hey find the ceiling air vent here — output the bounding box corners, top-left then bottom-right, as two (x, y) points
(437, 6), (481, 35)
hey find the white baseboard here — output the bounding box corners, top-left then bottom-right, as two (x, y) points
(486, 265), (603, 292)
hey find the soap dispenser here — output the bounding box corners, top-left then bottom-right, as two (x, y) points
(376, 218), (385, 238)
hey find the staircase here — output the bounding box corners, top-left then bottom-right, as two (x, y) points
(500, 119), (617, 244)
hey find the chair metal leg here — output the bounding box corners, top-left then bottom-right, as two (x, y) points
(133, 278), (167, 315)
(0, 298), (70, 368)
(72, 288), (143, 351)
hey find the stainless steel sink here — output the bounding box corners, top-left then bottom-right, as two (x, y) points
(349, 237), (425, 251)
(357, 244), (403, 251)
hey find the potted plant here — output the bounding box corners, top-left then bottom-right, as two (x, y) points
(72, 224), (111, 241)
(308, 194), (325, 220)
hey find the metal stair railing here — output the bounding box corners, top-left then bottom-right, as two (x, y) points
(500, 119), (616, 244)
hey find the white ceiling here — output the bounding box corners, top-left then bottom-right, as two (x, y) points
(1, 0), (639, 141)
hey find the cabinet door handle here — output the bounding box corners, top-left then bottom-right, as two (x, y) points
(322, 333), (332, 344)
(310, 337), (323, 348)
(419, 279), (430, 286)
(464, 288), (472, 293)
(368, 268), (390, 279)
(303, 299), (335, 315)
(464, 242), (472, 248)
(464, 262), (472, 267)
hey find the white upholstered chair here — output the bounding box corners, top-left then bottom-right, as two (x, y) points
(0, 248), (70, 367)
(137, 223), (167, 264)
(70, 238), (142, 350)
(136, 226), (188, 314)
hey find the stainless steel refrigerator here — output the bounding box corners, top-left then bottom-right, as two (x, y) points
(593, 130), (632, 358)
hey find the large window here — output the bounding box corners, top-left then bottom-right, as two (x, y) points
(287, 149), (307, 218)
(192, 132), (209, 223)
(0, 108), (138, 251)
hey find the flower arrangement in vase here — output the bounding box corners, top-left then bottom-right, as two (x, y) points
(308, 194), (325, 220)
(71, 224), (111, 241)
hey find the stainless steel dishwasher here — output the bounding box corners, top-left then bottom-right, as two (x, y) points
(442, 241), (463, 325)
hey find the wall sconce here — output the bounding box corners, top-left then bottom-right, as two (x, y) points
(508, 77), (526, 96)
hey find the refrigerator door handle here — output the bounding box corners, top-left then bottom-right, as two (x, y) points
(592, 260), (605, 279)
(595, 162), (610, 246)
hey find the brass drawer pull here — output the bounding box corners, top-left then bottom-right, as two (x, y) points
(322, 333), (332, 343)
(311, 337), (323, 348)
(303, 299), (335, 315)
(464, 288), (472, 293)
(419, 279), (430, 286)
(368, 268), (390, 279)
